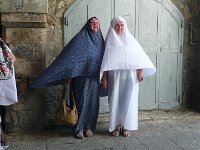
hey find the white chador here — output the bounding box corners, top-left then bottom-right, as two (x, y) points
(101, 16), (156, 132)
(0, 42), (18, 106)
(0, 73), (18, 106)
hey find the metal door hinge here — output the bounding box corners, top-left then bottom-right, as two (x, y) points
(178, 95), (180, 103)
(180, 20), (184, 28)
(180, 45), (183, 53)
(64, 17), (68, 26)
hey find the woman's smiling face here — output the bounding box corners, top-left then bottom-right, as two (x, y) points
(90, 18), (100, 33)
(115, 21), (124, 35)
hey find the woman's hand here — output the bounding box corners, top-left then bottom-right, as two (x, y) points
(0, 38), (4, 43)
(137, 69), (143, 82)
(101, 71), (108, 90)
(66, 79), (72, 84)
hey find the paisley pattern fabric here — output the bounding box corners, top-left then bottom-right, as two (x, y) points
(0, 38), (18, 105)
(72, 76), (100, 133)
(32, 17), (105, 88)
(0, 39), (13, 80)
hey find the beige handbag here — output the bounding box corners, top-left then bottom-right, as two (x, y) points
(56, 84), (78, 126)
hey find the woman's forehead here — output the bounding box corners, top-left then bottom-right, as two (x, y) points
(116, 21), (124, 25)
(112, 17), (126, 27)
(91, 18), (99, 22)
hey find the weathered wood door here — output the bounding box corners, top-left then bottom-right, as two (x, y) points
(64, 0), (184, 111)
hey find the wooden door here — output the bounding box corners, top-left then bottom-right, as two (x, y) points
(63, 0), (184, 111)
(158, 0), (183, 109)
(136, 0), (159, 109)
(64, 0), (89, 45)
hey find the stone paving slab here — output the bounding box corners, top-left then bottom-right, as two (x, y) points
(5, 109), (200, 150)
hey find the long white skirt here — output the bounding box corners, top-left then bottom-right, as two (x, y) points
(0, 73), (18, 106)
(108, 70), (139, 132)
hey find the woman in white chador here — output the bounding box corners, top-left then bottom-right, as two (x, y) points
(101, 16), (156, 137)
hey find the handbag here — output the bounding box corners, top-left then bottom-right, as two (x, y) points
(55, 84), (78, 126)
(0, 40), (13, 80)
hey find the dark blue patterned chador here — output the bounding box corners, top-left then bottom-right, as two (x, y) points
(32, 17), (104, 87)
(32, 17), (105, 136)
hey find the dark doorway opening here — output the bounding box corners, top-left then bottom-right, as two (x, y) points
(0, 14), (2, 38)
(0, 14), (6, 131)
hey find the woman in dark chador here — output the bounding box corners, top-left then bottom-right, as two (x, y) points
(32, 17), (105, 139)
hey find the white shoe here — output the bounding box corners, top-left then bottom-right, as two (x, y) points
(3, 145), (9, 149)
(0, 143), (9, 149)
(0, 146), (5, 150)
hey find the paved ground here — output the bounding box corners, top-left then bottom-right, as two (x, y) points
(5, 109), (200, 150)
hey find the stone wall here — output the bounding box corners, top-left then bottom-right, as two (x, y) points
(187, 1), (200, 110)
(171, 0), (200, 110)
(0, 0), (47, 13)
(0, 0), (75, 132)
(1, 0), (200, 132)
(1, 12), (48, 132)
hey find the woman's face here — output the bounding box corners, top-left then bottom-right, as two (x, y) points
(90, 18), (100, 33)
(115, 21), (124, 35)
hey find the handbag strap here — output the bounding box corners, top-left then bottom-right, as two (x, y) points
(70, 84), (76, 106)
(62, 84), (76, 106)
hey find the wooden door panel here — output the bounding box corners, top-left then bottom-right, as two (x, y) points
(161, 7), (180, 50)
(139, 53), (157, 109)
(159, 53), (178, 104)
(138, 0), (159, 48)
(115, 0), (136, 35)
(64, 0), (89, 45)
(88, 0), (113, 38)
